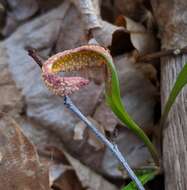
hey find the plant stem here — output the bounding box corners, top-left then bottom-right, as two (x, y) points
(64, 95), (145, 190)
(27, 47), (44, 67)
(137, 46), (187, 63)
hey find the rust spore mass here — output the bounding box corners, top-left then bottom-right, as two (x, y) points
(42, 45), (112, 96)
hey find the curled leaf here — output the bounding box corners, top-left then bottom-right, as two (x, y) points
(115, 15), (158, 54)
(41, 45), (158, 164)
(42, 45), (110, 96)
(0, 113), (49, 190)
(42, 74), (89, 96)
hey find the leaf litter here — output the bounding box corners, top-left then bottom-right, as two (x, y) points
(0, 0), (160, 189)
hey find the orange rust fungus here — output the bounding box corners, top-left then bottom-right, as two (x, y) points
(42, 45), (112, 96)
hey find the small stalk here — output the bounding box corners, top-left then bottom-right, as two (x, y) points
(28, 48), (145, 190)
(64, 96), (145, 190)
(137, 46), (187, 63)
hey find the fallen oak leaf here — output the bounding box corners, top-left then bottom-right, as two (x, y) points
(74, 116), (105, 150)
(63, 151), (118, 190)
(115, 15), (158, 54)
(0, 113), (49, 190)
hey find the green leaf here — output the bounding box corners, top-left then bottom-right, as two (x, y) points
(121, 171), (156, 190)
(104, 55), (159, 164)
(161, 63), (187, 125)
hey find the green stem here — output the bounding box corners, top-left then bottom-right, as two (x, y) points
(105, 57), (159, 165)
(112, 103), (159, 165)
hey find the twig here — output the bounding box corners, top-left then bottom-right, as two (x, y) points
(137, 46), (187, 63)
(64, 96), (145, 190)
(27, 47), (44, 68)
(27, 48), (145, 190)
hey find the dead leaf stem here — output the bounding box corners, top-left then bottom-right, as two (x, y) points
(63, 96), (145, 190)
(137, 46), (187, 62)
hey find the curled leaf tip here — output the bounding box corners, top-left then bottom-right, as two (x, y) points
(42, 45), (111, 96)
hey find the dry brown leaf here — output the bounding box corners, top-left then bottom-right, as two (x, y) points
(0, 1), (106, 176)
(93, 54), (158, 134)
(135, 64), (158, 86)
(114, 0), (156, 29)
(0, 113), (49, 190)
(50, 163), (83, 190)
(2, 0), (64, 37)
(52, 169), (84, 190)
(70, 0), (101, 30)
(37, 0), (63, 12)
(110, 28), (134, 56)
(38, 145), (84, 190)
(91, 0), (101, 17)
(0, 1), (159, 178)
(3, 0), (39, 36)
(1, 13), (19, 37)
(92, 20), (122, 47)
(0, 46), (23, 117)
(92, 55), (157, 178)
(102, 127), (155, 178)
(93, 102), (118, 132)
(55, 3), (87, 52)
(6, 0), (38, 21)
(115, 15), (158, 54)
(115, 55), (158, 128)
(1, 2), (105, 175)
(71, 0), (123, 48)
(19, 117), (64, 152)
(74, 120), (86, 140)
(64, 151), (118, 190)
(71, 0), (157, 55)
(87, 117), (105, 150)
(49, 164), (72, 186)
(17, 121), (77, 190)
(55, 171), (83, 190)
(114, 0), (143, 21)
(71, 82), (103, 115)
(18, 119), (86, 190)
(74, 116), (105, 150)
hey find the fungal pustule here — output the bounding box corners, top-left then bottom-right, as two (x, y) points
(42, 45), (112, 96)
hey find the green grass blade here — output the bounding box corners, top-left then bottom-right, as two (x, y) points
(121, 171), (156, 190)
(104, 57), (159, 164)
(161, 63), (187, 125)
